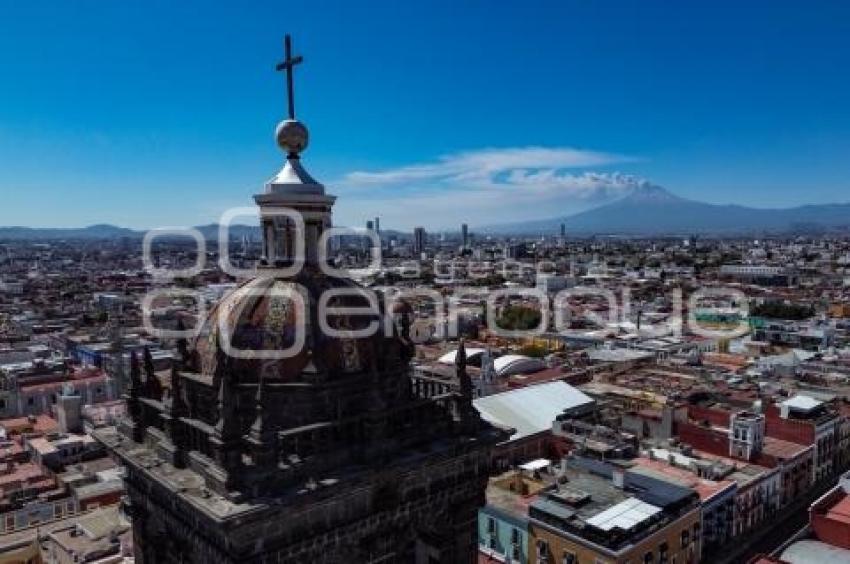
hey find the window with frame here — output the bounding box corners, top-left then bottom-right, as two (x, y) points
(537, 540), (550, 561)
(659, 541), (669, 563)
(487, 516), (496, 534)
(680, 529), (690, 548)
(562, 550), (577, 564)
(644, 551), (654, 564)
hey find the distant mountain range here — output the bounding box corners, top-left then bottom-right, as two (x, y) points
(3, 186), (850, 239)
(482, 185), (850, 235)
(0, 223), (262, 241)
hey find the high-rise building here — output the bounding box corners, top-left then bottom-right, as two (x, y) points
(560, 223), (566, 238)
(414, 226), (427, 254)
(374, 217), (382, 251)
(95, 36), (501, 564)
(363, 221), (375, 252)
(461, 223), (469, 248)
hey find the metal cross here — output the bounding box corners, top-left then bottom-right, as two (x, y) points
(275, 35), (303, 120)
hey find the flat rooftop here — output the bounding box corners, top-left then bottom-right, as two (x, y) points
(630, 457), (735, 503)
(826, 495), (850, 526)
(762, 436), (811, 460)
(485, 456), (697, 553)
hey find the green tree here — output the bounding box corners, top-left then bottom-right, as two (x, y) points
(497, 305), (542, 331)
(518, 343), (548, 358)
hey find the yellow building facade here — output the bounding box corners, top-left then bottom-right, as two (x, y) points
(529, 506), (701, 564)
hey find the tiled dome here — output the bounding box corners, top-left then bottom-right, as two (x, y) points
(191, 272), (409, 381)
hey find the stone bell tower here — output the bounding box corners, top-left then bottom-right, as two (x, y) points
(256, 116), (335, 267)
(95, 35), (504, 564)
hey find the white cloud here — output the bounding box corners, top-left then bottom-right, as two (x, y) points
(344, 146), (629, 186)
(331, 146), (648, 229)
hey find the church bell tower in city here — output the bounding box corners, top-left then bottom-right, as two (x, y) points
(96, 35), (503, 564)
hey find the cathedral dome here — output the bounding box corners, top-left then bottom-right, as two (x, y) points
(185, 36), (410, 386)
(191, 272), (409, 381)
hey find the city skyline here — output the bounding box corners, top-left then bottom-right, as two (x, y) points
(4, 8), (850, 562)
(2, 0), (850, 230)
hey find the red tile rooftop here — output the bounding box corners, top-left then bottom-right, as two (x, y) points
(70, 368), (108, 380)
(762, 436), (811, 460)
(0, 414), (58, 436)
(20, 372), (108, 393)
(505, 366), (567, 387)
(631, 457), (735, 502)
(0, 461), (50, 488)
(703, 352), (750, 367)
(0, 441), (26, 461)
(688, 449), (773, 482)
(826, 494), (850, 526)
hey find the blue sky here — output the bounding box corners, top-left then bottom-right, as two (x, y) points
(1, 0), (849, 230)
